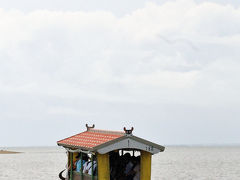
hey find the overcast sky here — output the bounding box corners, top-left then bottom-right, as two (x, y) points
(0, 0), (240, 147)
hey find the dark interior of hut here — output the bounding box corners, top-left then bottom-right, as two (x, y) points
(110, 150), (141, 180)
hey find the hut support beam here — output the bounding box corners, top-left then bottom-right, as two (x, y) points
(140, 151), (152, 180)
(70, 152), (73, 180)
(91, 155), (94, 180)
(81, 152), (83, 180)
(97, 153), (110, 180)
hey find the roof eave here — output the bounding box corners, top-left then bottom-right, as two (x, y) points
(92, 135), (165, 153)
(131, 135), (165, 152)
(57, 143), (94, 151)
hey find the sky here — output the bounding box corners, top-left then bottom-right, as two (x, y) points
(0, 0), (240, 147)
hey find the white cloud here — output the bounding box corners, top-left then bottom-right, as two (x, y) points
(0, 0), (240, 145)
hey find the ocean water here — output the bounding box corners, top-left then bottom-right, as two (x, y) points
(0, 146), (240, 180)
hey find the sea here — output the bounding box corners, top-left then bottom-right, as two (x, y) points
(0, 146), (240, 180)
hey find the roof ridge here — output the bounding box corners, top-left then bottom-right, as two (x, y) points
(88, 128), (125, 135)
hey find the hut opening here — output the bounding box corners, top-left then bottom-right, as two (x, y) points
(67, 151), (98, 180)
(109, 149), (141, 180)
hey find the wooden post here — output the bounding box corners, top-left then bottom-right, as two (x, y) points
(96, 156), (98, 180)
(140, 151), (152, 180)
(81, 152), (83, 180)
(91, 154), (94, 180)
(97, 153), (110, 180)
(70, 152), (73, 180)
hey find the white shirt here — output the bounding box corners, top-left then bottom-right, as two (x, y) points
(83, 161), (97, 175)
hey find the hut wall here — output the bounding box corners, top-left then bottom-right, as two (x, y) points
(72, 172), (97, 180)
(140, 151), (152, 180)
(97, 153), (110, 180)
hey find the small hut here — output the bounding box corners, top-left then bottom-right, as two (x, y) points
(57, 124), (165, 180)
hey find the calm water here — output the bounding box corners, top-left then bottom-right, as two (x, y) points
(0, 146), (240, 180)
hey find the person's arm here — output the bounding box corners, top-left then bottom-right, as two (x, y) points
(73, 160), (77, 170)
(67, 160), (76, 171)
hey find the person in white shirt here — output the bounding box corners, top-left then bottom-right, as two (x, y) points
(133, 163), (140, 180)
(83, 156), (97, 175)
(124, 160), (134, 175)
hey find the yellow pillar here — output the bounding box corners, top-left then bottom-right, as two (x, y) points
(68, 152), (78, 166)
(73, 152), (78, 162)
(140, 151), (152, 180)
(97, 153), (110, 180)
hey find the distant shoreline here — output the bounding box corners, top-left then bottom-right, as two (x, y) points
(0, 150), (21, 154)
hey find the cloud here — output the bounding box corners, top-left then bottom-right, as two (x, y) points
(0, 0), (240, 145)
(1, 1), (240, 103)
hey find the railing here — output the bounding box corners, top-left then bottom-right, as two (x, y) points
(69, 152), (98, 180)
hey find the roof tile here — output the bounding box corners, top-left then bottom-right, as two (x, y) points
(57, 129), (124, 149)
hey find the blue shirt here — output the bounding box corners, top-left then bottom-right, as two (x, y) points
(76, 160), (86, 172)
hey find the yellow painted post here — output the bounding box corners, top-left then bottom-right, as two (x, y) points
(140, 151), (152, 180)
(69, 152), (78, 167)
(97, 153), (110, 180)
(73, 152), (78, 162)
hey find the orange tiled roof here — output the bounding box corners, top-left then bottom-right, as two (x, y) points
(57, 128), (125, 149)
